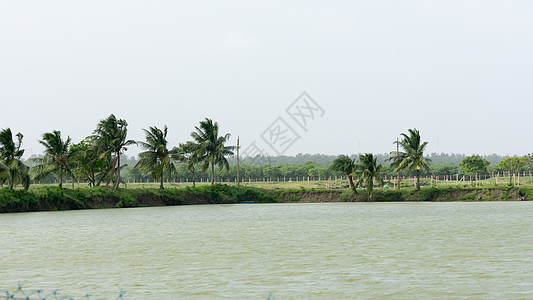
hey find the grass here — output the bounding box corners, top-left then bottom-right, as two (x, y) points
(30, 173), (533, 190)
(3, 173), (532, 213)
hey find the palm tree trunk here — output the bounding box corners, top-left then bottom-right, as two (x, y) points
(210, 163), (215, 185)
(192, 171), (196, 187)
(397, 172), (401, 190)
(416, 169), (420, 191)
(59, 177), (63, 189)
(160, 168), (164, 189)
(115, 151), (121, 189)
(347, 174), (357, 194)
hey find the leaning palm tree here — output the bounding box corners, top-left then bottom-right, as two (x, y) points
(330, 154), (358, 193)
(0, 160), (7, 187)
(352, 153), (383, 200)
(31, 131), (76, 189)
(135, 125), (176, 189)
(92, 114), (135, 189)
(391, 128), (431, 191)
(190, 118), (235, 185)
(173, 141), (200, 187)
(0, 128), (30, 190)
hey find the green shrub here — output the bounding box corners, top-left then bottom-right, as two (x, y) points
(460, 192), (476, 201)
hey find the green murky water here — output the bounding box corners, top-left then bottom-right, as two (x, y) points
(1, 202), (532, 299)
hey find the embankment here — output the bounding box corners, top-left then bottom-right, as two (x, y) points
(1, 185), (531, 213)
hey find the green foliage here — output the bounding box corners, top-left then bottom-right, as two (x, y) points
(1, 185), (533, 213)
(409, 187), (440, 201)
(135, 125), (177, 189)
(523, 153), (533, 171)
(501, 190), (511, 200)
(498, 156), (525, 173)
(30, 130), (76, 189)
(370, 190), (404, 202)
(330, 154), (357, 192)
(70, 139), (108, 187)
(91, 114), (136, 189)
(518, 187), (533, 200)
(339, 189), (355, 200)
(172, 141), (200, 186)
(460, 192), (476, 201)
(460, 155), (490, 175)
(0, 128), (30, 190)
(190, 118), (235, 185)
(0, 188), (36, 211)
(352, 153), (383, 199)
(498, 156), (525, 185)
(389, 128), (431, 191)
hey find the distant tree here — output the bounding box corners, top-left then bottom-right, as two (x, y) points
(135, 126), (176, 189)
(92, 114), (135, 189)
(430, 163), (461, 176)
(263, 164), (283, 179)
(190, 118), (235, 185)
(460, 155), (490, 185)
(31, 131), (76, 189)
(330, 154), (357, 193)
(173, 141), (200, 187)
(0, 128), (30, 190)
(390, 128), (431, 191)
(352, 153), (383, 199)
(523, 153), (533, 171)
(70, 139), (108, 187)
(498, 157), (525, 185)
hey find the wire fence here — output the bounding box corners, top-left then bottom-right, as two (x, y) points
(0, 284), (124, 300)
(28, 171), (533, 189)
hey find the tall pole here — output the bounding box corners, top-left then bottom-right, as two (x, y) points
(236, 136), (240, 186)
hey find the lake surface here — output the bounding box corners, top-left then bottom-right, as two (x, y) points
(1, 202), (533, 299)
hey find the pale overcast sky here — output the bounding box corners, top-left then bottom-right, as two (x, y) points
(1, 1), (532, 158)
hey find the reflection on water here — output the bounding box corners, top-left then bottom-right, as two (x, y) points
(1, 202), (533, 299)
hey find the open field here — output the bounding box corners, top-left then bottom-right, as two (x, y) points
(26, 173), (533, 191)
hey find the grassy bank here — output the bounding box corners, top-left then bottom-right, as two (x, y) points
(1, 185), (531, 213)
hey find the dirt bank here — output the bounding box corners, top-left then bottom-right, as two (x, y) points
(1, 186), (530, 213)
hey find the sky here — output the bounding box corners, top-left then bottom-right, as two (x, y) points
(1, 0), (533, 158)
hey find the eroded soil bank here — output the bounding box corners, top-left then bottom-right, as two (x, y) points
(1, 185), (531, 213)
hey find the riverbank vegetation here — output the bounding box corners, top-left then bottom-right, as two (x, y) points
(1, 184), (531, 213)
(3, 115), (533, 200)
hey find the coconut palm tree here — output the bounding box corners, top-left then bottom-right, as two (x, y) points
(92, 114), (135, 189)
(190, 118), (235, 185)
(390, 128), (431, 191)
(0, 128), (30, 190)
(173, 141), (200, 187)
(330, 154), (357, 193)
(135, 125), (176, 189)
(352, 153), (383, 200)
(31, 131), (76, 189)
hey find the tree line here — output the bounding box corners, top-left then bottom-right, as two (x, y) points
(2, 117), (533, 192)
(0, 115), (234, 190)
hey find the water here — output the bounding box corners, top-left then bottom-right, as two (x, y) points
(1, 202), (533, 299)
